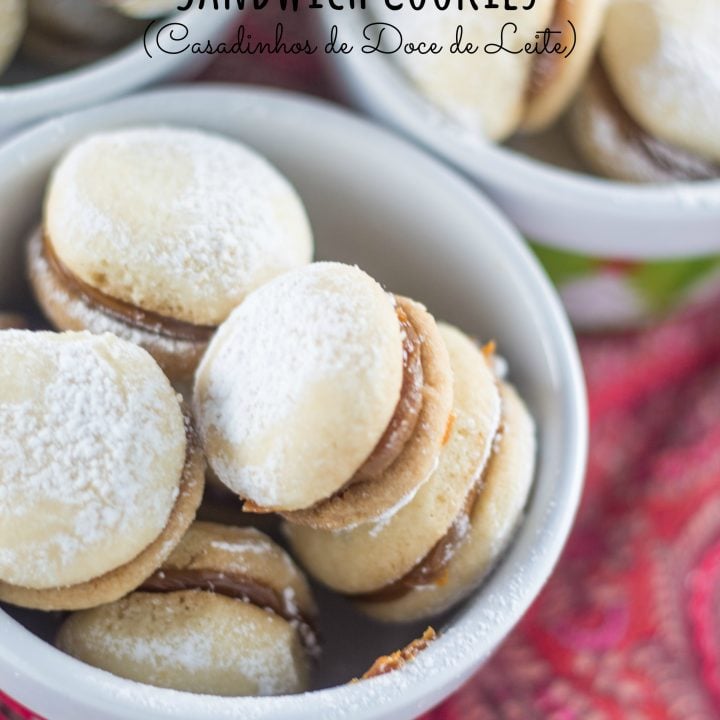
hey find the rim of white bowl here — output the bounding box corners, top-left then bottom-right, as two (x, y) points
(320, 9), (720, 261)
(0, 7), (235, 128)
(0, 85), (588, 720)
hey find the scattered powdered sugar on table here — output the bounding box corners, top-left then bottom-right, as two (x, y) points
(0, 332), (183, 588)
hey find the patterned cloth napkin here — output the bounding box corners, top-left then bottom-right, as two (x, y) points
(4, 10), (720, 720)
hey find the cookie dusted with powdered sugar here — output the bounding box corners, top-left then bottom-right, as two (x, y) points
(57, 522), (318, 696)
(288, 324), (536, 623)
(0, 331), (204, 611)
(29, 127), (313, 383)
(373, 0), (606, 141)
(569, 0), (720, 181)
(194, 262), (453, 531)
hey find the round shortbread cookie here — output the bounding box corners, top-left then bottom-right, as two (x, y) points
(57, 591), (309, 696)
(0, 425), (205, 610)
(0, 0), (25, 75)
(56, 522), (315, 695)
(45, 127), (313, 326)
(282, 296), (454, 530)
(27, 229), (208, 384)
(286, 323), (502, 594)
(0, 331), (186, 591)
(602, 0), (720, 163)
(194, 263), (404, 512)
(357, 381), (536, 622)
(522, 0), (608, 133)
(568, 65), (719, 182)
(374, 2), (554, 141)
(163, 522), (317, 620)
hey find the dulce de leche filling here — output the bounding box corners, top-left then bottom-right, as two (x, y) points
(591, 63), (720, 181)
(140, 568), (319, 653)
(42, 233), (215, 343)
(351, 301), (424, 483)
(245, 298), (424, 514)
(354, 428), (498, 605)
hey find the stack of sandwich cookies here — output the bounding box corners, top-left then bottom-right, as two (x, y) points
(0, 331), (204, 611)
(570, 0), (720, 182)
(374, 0), (606, 141)
(0, 0), (25, 76)
(57, 522), (318, 697)
(193, 262), (454, 531)
(287, 324), (536, 623)
(28, 127), (313, 385)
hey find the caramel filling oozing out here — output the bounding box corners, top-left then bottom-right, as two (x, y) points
(353, 462), (487, 605)
(140, 568), (319, 653)
(350, 301), (424, 483)
(590, 62), (720, 181)
(42, 233), (215, 343)
(244, 299), (425, 514)
(360, 627), (437, 680)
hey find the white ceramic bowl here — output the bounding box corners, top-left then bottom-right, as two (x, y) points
(319, 9), (720, 260)
(0, 86), (587, 720)
(0, 7), (236, 138)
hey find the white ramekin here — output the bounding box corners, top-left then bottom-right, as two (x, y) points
(0, 7), (237, 138)
(0, 86), (587, 720)
(318, 9), (720, 261)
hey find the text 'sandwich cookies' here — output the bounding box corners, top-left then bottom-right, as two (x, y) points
(287, 324), (536, 622)
(374, 0), (607, 142)
(29, 127), (314, 383)
(57, 522), (318, 697)
(194, 262), (453, 531)
(0, 331), (205, 611)
(570, 0), (720, 182)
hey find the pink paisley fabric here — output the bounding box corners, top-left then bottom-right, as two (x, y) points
(4, 11), (720, 720)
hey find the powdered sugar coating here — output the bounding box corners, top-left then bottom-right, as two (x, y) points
(602, 0), (720, 162)
(373, 3), (554, 141)
(194, 263), (403, 510)
(57, 592), (308, 696)
(45, 127), (313, 325)
(0, 331), (186, 590)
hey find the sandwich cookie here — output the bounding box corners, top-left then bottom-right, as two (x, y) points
(29, 127), (313, 383)
(0, 0), (25, 76)
(374, 0), (607, 141)
(57, 522), (318, 696)
(0, 331), (204, 611)
(569, 0), (720, 182)
(194, 262), (453, 530)
(288, 325), (536, 622)
(286, 324), (502, 595)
